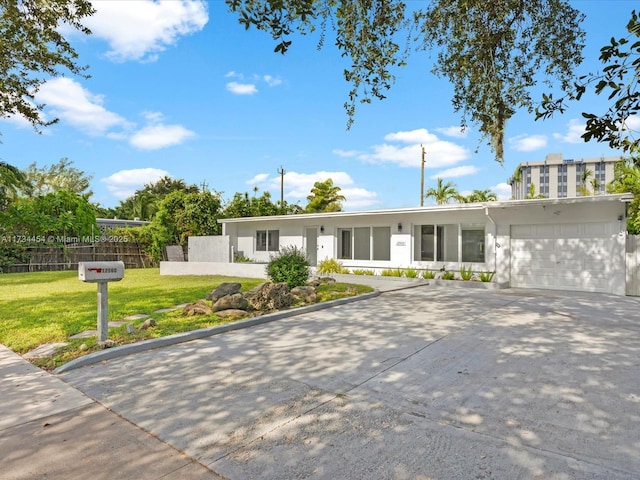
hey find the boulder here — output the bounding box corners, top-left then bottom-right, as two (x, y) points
(309, 276), (336, 287)
(215, 309), (249, 319)
(291, 285), (317, 304)
(212, 293), (249, 312)
(249, 282), (292, 311)
(138, 318), (157, 330)
(182, 301), (212, 316)
(206, 282), (242, 302)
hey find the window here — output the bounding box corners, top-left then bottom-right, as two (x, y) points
(462, 228), (485, 263)
(414, 224), (485, 263)
(576, 162), (585, 196)
(337, 226), (391, 261)
(595, 161), (606, 194)
(557, 164), (567, 198)
(256, 230), (279, 251)
(539, 165), (549, 197)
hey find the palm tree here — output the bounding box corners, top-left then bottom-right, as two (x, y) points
(578, 168), (593, 196)
(465, 189), (498, 203)
(525, 183), (546, 199)
(424, 178), (463, 205)
(590, 178), (601, 196)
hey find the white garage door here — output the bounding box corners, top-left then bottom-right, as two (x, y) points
(511, 223), (615, 293)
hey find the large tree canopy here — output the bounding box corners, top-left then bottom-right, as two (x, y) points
(537, 10), (640, 155)
(227, 0), (586, 163)
(0, 0), (94, 131)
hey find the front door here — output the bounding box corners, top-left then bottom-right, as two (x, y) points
(305, 227), (318, 266)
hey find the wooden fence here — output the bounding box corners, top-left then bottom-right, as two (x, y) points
(1, 242), (153, 274)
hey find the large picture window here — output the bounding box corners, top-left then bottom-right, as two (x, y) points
(256, 230), (279, 252)
(414, 224), (485, 263)
(337, 226), (391, 261)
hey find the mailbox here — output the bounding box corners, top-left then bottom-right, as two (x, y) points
(78, 261), (125, 283)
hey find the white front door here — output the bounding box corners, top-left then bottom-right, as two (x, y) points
(305, 227), (318, 266)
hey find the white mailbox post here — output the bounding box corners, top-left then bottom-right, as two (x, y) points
(78, 261), (125, 342)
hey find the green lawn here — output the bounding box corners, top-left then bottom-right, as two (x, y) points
(0, 268), (372, 370)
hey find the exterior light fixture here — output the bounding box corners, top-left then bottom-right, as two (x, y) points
(398, 222), (403, 232)
(320, 225), (325, 233)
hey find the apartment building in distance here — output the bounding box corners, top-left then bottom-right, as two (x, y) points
(508, 153), (622, 200)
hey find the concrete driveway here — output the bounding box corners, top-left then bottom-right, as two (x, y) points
(60, 287), (640, 479)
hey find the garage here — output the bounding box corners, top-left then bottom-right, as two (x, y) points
(510, 222), (616, 293)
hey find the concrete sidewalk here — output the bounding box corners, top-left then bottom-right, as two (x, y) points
(0, 344), (223, 480)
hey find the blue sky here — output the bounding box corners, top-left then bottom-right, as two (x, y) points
(1, 0), (636, 211)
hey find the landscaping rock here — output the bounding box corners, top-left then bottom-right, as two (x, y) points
(215, 309), (249, 319)
(309, 276), (336, 287)
(291, 285), (317, 304)
(206, 282), (242, 302)
(98, 339), (117, 348)
(212, 293), (249, 312)
(182, 301), (212, 316)
(138, 318), (157, 330)
(249, 282), (292, 311)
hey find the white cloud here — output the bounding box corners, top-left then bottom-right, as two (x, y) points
(509, 134), (548, 152)
(263, 75), (282, 87)
(435, 126), (467, 138)
(129, 124), (195, 150)
(332, 149), (360, 158)
(226, 82), (258, 95)
(490, 182), (513, 201)
(341, 188), (379, 209)
(429, 165), (479, 179)
(35, 78), (132, 136)
(246, 173), (270, 185)
(357, 128), (469, 168)
(101, 168), (170, 199)
(622, 114), (640, 133)
(85, 0), (208, 63)
(552, 119), (585, 144)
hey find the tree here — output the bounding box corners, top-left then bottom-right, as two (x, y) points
(0, 0), (95, 131)
(2, 189), (97, 239)
(464, 189), (498, 203)
(0, 160), (28, 209)
(305, 179), (346, 212)
(223, 190), (302, 218)
(227, 0), (586, 162)
(145, 189), (223, 261)
(114, 176), (199, 220)
(424, 178), (462, 205)
(537, 10), (640, 154)
(577, 168), (593, 196)
(607, 157), (640, 234)
(23, 158), (93, 197)
(525, 183), (546, 199)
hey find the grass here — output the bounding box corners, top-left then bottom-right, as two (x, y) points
(0, 269), (372, 370)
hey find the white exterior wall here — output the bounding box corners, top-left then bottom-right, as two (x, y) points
(212, 195), (631, 295)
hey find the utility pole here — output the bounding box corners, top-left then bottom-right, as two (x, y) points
(277, 166), (285, 205)
(420, 145), (426, 206)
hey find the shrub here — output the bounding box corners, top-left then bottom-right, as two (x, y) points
(381, 268), (403, 277)
(460, 265), (473, 281)
(352, 269), (374, 275)
(441, 271), (456, 280)
(478, 271), (496, 282)
(405, 267), (419, 278)
(266, 245), (310, 288)
(234, 253), (253, 263)
(422, 270), (436, 279)
(317, 258), (349, 274)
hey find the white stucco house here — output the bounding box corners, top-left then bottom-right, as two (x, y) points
(161, 194), (633, 296)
